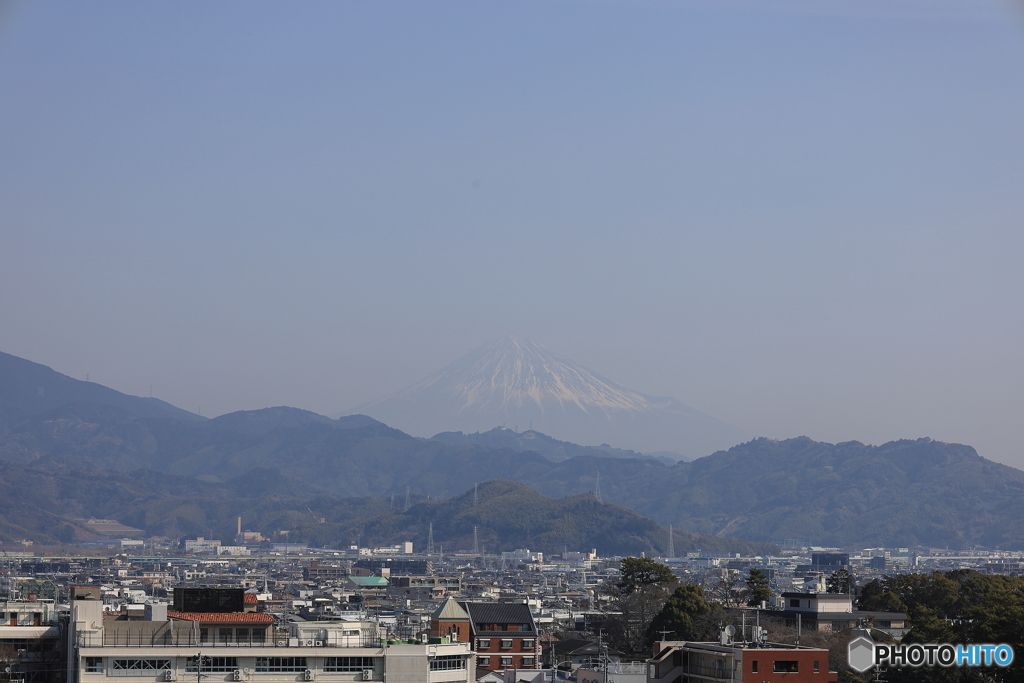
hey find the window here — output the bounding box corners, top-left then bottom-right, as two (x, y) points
(85, 658), (104, 674)
(111, 660), (171, 676)
(478, 657), (490, 668)
(429, 656), (466, 672)
(477, 639), (491, 650)
(500, 639), (513, 650)
(324, 657), (376, 673)
(774, 661), (799, 673)
(251, 629), (266, 643)
(521, 657), (535, 667)
(752, 661), (758, 673)
(790, 599), (800, 608)
(814, 661), (820, 673)
(255, 658), (307, 673)
(187, 658), (237, 673)
(199, 628), (209, 643)
(235, 628), (250, 644)
(219, 628), (233, 643)
(521, 639), (535, 650)
(500, 657), (512, 668)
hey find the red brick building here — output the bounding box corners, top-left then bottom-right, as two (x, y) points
(648, 640), (838, 683)
(428, 599), (539, 671)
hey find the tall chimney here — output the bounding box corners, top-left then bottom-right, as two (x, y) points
(237, 517), (242, 536)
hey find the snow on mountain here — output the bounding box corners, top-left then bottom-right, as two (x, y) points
(344, 337), (749, 460)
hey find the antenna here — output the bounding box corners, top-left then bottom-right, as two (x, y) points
(595, 472), (602, 503)
(667, 524), (674, 559)
(427, 522), (434, 556)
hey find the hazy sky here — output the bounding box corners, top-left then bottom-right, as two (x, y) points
(2, 1), (1023, 466)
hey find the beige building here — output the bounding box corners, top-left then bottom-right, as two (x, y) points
(67, 588), (472, 683)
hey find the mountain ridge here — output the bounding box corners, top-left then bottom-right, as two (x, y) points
(0, 351), (204, 423)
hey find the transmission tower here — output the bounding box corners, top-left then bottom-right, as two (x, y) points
(595, 472), (602, 503)
(473, 526), (479, 555)
(427, 522), (435, 556)
(473, 483), (478, 507)
(404, 486), (410, 511)
(667, 524), (675, 559)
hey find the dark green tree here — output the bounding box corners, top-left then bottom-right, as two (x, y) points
(826, 568), (852, 594)
(746, 567), (772, 607)
(617, 557), (678, 592)
(647, 584), (724, 642)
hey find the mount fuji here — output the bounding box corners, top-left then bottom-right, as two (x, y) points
(345, 337), (749, 459)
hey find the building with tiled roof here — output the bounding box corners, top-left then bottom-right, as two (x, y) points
(457, 602), (539, 672)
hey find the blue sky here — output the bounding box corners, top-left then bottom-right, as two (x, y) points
(2, 1), (1023, 465)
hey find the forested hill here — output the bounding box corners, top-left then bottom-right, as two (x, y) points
(3, 353), (1024, 549)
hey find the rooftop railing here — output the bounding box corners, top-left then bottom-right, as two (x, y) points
(77, 633), (382, 649)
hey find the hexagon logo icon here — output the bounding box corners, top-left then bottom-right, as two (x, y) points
(848, 635), (876, 673)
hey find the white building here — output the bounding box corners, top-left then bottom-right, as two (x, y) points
(184, 538), (221, 554)
(67, 588), (472, 683)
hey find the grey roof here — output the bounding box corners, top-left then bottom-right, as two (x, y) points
(432, 596), (470, 621)
(459, 601), (538, 637)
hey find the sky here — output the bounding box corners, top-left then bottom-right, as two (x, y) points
(2, 1), (1023, 466)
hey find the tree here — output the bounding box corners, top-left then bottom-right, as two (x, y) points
(826, 569), (851, 594)
(603, 558), (678, 656)
(617, 557), (677, 593)
(746, 567), (772, 607)
(647, 584), (724, 642)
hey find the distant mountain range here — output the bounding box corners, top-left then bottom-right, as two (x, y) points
(346, 336), (749, 460)
(2, 350), (1024, 550)
(0, 351), (204, 424)
(431, 426), (689, 464)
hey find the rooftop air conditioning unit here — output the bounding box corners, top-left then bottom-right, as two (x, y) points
(303, 639), (315, 647)
(165, 671), (176, 682)
(277, 640), (287, 647)
(303, 670), (314, 681)
(232, 671), (243, 682)
(361, 671), (374, 682)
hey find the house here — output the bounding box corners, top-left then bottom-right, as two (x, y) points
(776, 592), (907, 637)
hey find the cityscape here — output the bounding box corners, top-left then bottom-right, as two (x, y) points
(2, 2), (1023, 683)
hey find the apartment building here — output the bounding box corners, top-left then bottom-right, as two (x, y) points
(67, 588), (472, 683)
